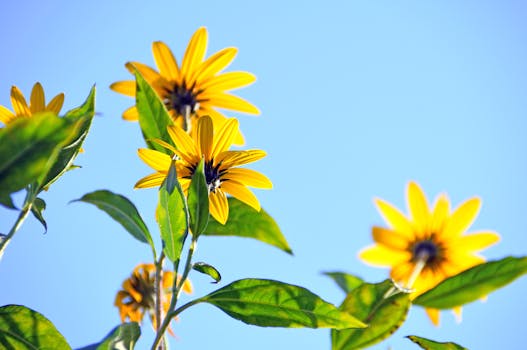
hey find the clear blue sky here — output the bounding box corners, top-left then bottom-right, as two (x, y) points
(1, 1), (526, 349)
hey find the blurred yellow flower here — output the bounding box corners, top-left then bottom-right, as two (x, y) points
(114, 263), (192, 331)
(135, 115), (272, 225)
(110, 27), (258, 144)
(359, 181), (500, 325)
(0, 83), (64, 125)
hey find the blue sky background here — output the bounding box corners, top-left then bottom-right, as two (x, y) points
(1, 1), (527, 349)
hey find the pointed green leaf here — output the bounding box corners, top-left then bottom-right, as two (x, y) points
(73, 190), (154, 251)
(193, 262), (221, 283)
(30, 197), (47, 233)
(332, 280), (411, 350)
(407, 335), (467, 350)
(203, 197), (292, 254)
(76, 323), (140, 350)
(41, 86), (96, 191)
(414, 256), (527, 309)
(200, 278), (366, 329)
(0, 113), (79, 204)
(158, 162), (188, 263)
(0, 304), (71, 349)
(134, 70), (173, 153)
(188, 159), (209, 236)
(323, 272), (364, 294)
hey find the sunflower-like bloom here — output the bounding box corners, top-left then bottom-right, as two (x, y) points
(135, 115), (272, 225)
(114, 263), (193, 331)
(359, 181), (500, 325)
(110, 27), (259, 143)
(0, 83), (64, 125)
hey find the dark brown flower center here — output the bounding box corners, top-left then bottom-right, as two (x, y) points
(163, 81), (199, 116)
(411, 239), (441, 265)
(186, 161), (226, 193)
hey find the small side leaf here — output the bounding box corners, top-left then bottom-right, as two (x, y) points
(200, 278), (366, 329)
(187, 159), (209, 236)
(193, 262), (221, 283)
(158, 162), (188, 264)
(203, 197), (292, 254)
(323, 271), (364, 294)
(73, 190), (154, 250)
(76, 322), (141, 350)
(414, 256), (527, 309)
(407, 335), (468, 350)
(30, 197), (47, 233)
(0, 304), (71, 349)
(332, 280), (411, 350)
(135, 70), (173, 153)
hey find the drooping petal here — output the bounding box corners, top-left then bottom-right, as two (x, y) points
(211, 117), (238, 157)
(358, 244), (411, 267)
(192, 47), (237, 84)
(220, 180), (260, 211)
(198, 92), (260, 114)
(371, 226), (410, 250)
(0, 105), (15, 124)
(46, 93), (65, 114)
(135, 173), (167, 189)
(10, 86), (30, 116)
(30, 82), (45, 113)
(209, 189), (229, 224)
(373, 198), (414, 238)
(197, 115), (213, 160)
(442, 197), (481, 238)
(200, 71), (256, 91)
(181, 27), (208, 82)
(224, 168), (272, 189)
(123, 106), (139, 121)
(425, 308), (440, 326)
(407, 181), (430, 234)
(152, 41), (180, 81)
(110, 80), (136, 96)
(137, 148), (171, 172)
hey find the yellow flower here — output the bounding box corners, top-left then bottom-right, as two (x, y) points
(0, 83), (64, 125)
(359, 181), (500, 325)
(114, 263), (192, 332)
(135, 115), (272, 225)
(110, 27), (259, 144)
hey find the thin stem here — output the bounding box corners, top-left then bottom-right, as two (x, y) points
(153, 252), (165, 350)
(0, 192), (35, 259)
(384, 253), (429, 299)
(182, 105), (191, 134)
(171, 297), (203, 319)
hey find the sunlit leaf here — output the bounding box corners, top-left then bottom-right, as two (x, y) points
(74, 190), (154, 250)
(134, 70), (173, 153)
(188, 159), (209, 236)
(158, 162), (188, 264)
(407, 335), (467, 350)
(31, 197), (47, 233)
(0, 304), (71, 349)
(193, 262), (221, 283)
(76, 322), (140, 350)
(323, 271), (364, 294)
(332, 280), (411, 350)
(414, 256), (527, 309)
(203, 197), (292, 254)
(200, 278), (366, 329)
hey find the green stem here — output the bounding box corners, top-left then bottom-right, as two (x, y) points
(0, 191), (35, 259)
(154, 252), (165, 350)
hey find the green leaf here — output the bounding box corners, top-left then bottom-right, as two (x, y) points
(323, 272), (364, 294)
(414, 256), (527, 309)
(134, 70), (173, 153)
(203, 197), (292, 254)
(193, 262), (221, 283)
(30, 197), (47, 233)
(0, 113), (80, 205)
(407, 335), (468, 350)
(0, 304), (71, 349)
(187, 159), (209, 236)
(76, 323), (140, 350)
(158, 162), (189, 263)
(41, 86), (96, 191)
(200, 278), (366, 329)
(73, 190), (154, 250)
(332, 280), (411, 350)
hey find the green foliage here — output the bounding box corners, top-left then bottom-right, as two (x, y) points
(407, 335), (467, 350)
(30, 197), (47, 233)
(203, 197), (292, 254)
(200, 278), (366, 329)
(76, 323), (140, 350)
(74, 190), (155, 252)
(41, 86), (96, 191)
(0, 304), (71, 350)
(0, 113), (82, 207)
(134, 70), (173, 154)
(323, 272), (364, 294)
(414, 256), (527, 309)
(158, 162), (189, 264)
(332, 280), (411, 350)
(187, 159), (209, 236)
(193, 262), (221, 283)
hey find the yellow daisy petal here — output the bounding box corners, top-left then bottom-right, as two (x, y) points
(358, 245), (411, 267)
(110, 81), (136, 97)
(181, 27), (208, 81)
(0, 105), (15, 124)
(200, 71), (256, 91)
(126, 62), (165, 87)
(182, 279), (193, 294)
(211, 117), (238, 157)
(137, 148), (171, 172)
(46, 93), (65, 114)
(197, 108), (245, 146)
(30, 82), (45, 113)
(123, 106), (139, 121)
(371, 226), (410, 250)
(220, 180), (261, 212)
(442, 197), (481, 238)
(10, 86), (30, 116)
(407, 181), (430, 233)
(453, 306), (463, 323)
(198, 92), (260, 115)
(209, 189), (229, 224)
(425, 308), (440, 326)
(135, 173), (167, 189)
(197, 115), (213, 160)
(152, 41), (180, 81)
(218, 150), (267, 168)
(373, 198), (414, 237)
(430, 193), (450, 234)
(192, 47), (237, 84)
(224, 168), (272, 189)
(167, 125), (198, 156)
(453, 231), (500, 252)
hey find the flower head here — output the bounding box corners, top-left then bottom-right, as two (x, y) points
(359, 181), (500, 325)
(135, 115), (272, 225)
(110, 27), (259, 144)
(0, 83), (64, 126)
(114, 263), (192, 331)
